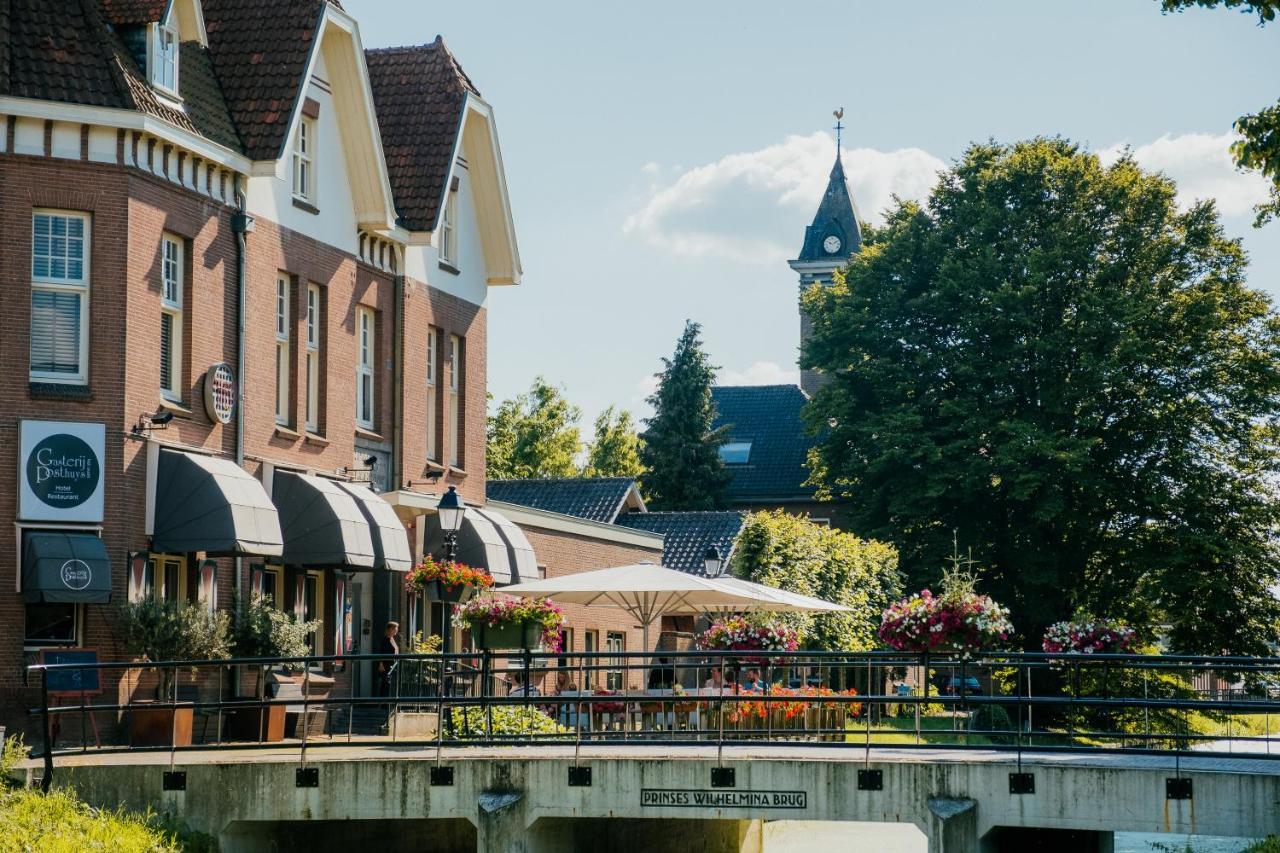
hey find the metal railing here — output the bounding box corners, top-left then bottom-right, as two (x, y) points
(26, 650), (1280, 788)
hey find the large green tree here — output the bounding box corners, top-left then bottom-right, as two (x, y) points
(639, 321), (731, 509)
(802, 138), (1280, 655)
(583, 406), (646, 479)
(731, 510), (902, 651)
(486, 377), (582, 480)
(1158, 0), (1280, 225)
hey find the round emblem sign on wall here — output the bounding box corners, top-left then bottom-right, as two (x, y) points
(204, 363), (236, 424)
(25, 434), (101, 510)
(60, 559), (92, 591)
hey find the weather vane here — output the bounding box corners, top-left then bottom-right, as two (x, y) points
(833, 108), (844, 151)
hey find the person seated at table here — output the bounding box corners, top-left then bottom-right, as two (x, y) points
(508, 671), (541, 698)
(553, 669), (578, 693)
(705, 668), (738, 692)
(647, 657), (675, 690)
(740, 668), (763, 692)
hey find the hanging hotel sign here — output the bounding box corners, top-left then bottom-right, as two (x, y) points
(19, 420), (106, 522)
(204, 362), (236, 424)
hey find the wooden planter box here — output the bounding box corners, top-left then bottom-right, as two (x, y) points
(473, 620), (540, 650)
(130, 703), (193, 747)
(224, 704), (286, 742)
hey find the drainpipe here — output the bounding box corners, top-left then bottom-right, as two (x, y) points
(392, 265), (404, 494)
(231, 180), (255, 600)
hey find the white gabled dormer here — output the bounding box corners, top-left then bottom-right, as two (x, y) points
(146, 0), (208, 99)
(245, 3), (399, 256)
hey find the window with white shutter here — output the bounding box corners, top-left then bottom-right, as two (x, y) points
(305, 284), (321, 432)
(356, 307), (375, 430)
(275, 275), (291, 425)
(160, 235), (183, 401)
(426, 327), (438, 460)
(448, 334), (462, 467)
(30, 211), (90, 383)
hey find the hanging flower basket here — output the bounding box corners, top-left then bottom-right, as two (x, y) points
(696, 615), (800, 665)
(404, 557), (492, 604)
(1042, 619), (1136, 655)
(879, 587), (1013, 655)
(454, 594), (565, 651)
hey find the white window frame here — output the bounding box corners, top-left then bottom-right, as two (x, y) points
(160, 235), (183, 402)
(426, 327), (438, 460)
(150, 22), (179, 96)
(448, 334), (461, 467)
(305, 284), (320, 432)
(30, 210), (91, 385)
(356, 307), (375, 430)
(275, 275), (291, 426)
(439, 189), (456, 265)
(292, 117), (315, 203)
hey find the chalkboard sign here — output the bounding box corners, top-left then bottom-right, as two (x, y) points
(39, 648), (101, 696)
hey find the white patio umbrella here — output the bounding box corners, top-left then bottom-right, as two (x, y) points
(500, 562), (848, 665)
(706, 576), (854, 617)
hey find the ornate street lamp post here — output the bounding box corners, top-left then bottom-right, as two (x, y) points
(435, 486), (466, 655)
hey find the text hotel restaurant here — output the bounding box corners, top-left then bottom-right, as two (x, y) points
(0, 0), (667, 735)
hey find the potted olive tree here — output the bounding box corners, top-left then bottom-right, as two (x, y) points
(118, 598), (231, 747)
(228, 594), (320, 742)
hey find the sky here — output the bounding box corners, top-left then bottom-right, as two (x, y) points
(347, 0), (1280, 431)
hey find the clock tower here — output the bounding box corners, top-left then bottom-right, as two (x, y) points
(789, 135), (862, 396)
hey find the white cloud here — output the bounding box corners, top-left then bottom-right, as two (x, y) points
(1099, 132), (1270, 218)
(718, 361), (799, 387)
(623, 131), (946, 265)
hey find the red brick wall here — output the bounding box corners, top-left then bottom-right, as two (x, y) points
(516, 526), (664, 691)
(0, 145), (493, 742)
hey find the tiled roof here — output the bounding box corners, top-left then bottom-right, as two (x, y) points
(615, 511), (746, 576)
(711, 385), (818, 503)
(99, 0), (169, 25)
(486, 478), (637, 524)
(3, 0), (206, 140)
(202, 0), (327, 160)
(178, 41), (241, 151)
(365, 38), (478, 232)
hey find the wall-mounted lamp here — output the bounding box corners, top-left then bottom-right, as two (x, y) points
(405, 471), (443, 489)
(132, 409), (175, 435)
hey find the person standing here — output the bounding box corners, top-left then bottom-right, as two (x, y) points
(376, 621), (400, 698)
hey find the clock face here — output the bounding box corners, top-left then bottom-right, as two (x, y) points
(823, 235), (842, 254)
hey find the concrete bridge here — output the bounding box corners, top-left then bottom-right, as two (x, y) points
(32, 745), (1280, 852)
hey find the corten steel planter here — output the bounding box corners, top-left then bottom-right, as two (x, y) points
(129, 703), (194, 747)
(224, 705), (285, 742)
(473, 620), (540, 650)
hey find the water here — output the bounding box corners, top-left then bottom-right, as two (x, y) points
(760, 823), (1258, 852)
(1115, 834), (1257, 853)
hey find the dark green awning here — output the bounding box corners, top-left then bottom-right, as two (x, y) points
(153, 450), (284, 556)
(22, 532), (111, 603)
(334, 482), (411, 572)
(273, 471), (375, 568)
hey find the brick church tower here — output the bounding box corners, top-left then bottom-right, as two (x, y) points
(789, 127), (862, 396)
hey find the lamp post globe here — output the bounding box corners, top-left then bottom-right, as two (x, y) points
(703, 545), (723, 578)
(437, 485), (466, 533)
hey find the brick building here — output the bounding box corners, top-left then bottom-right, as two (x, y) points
(0, 0), (537, 737)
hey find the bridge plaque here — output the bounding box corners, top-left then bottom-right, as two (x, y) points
(640, 789), (807, 809)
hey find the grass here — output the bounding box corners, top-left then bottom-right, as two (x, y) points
(846, 713), (997, 746)
(0, 736), (215, 853)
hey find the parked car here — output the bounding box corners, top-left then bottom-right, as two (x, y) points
(940, 676), (982, 696)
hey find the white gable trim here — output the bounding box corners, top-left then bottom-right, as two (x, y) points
(167, 0), (208, 46)
(426, 94), (522, 287)
(258, 3), (397, 231)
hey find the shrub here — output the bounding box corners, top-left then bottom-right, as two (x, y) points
(0, 733), (216, 853)
(231, 594), (320, 662)
(1243, 839), (1280, 853)
(118, 599), (231, 698)
(969, 704), (1015, 745)
(449, 705), (571, 739)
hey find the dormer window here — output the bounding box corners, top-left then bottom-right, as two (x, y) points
(292, 117), (316, 203)
(151, 23), (179, 95)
